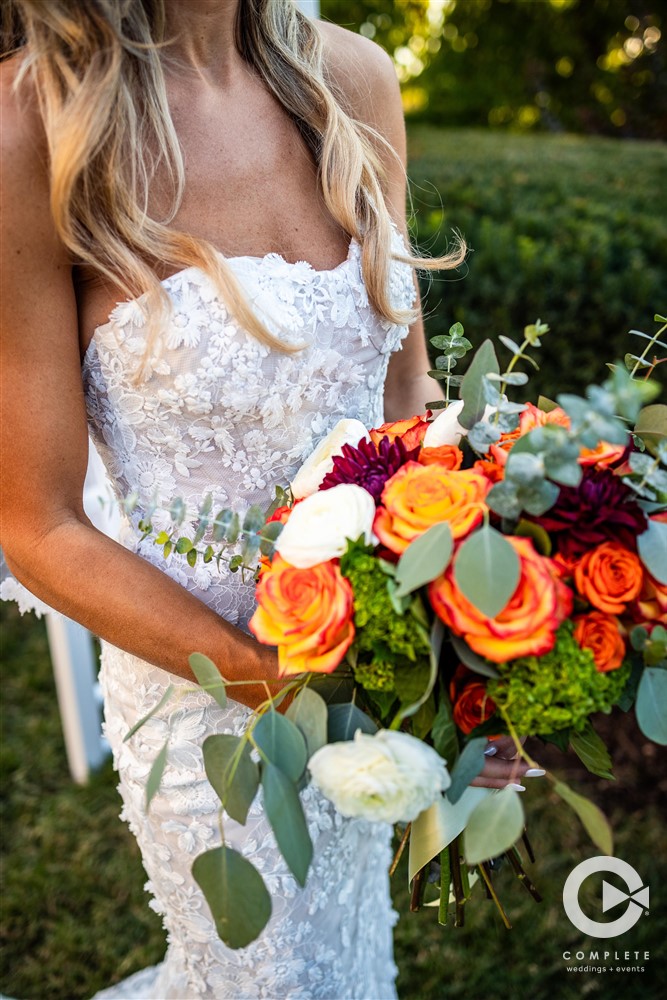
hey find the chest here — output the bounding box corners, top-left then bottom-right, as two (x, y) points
(75, 70), (350, 357)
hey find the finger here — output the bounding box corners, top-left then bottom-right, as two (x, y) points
(486, 735), (521, 760)
(471, 776), (526, 790)
(477, 756), (530, 781)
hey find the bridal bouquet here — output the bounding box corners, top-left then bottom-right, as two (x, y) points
(133, 314), (666, 946)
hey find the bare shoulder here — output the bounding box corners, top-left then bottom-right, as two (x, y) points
(1, 54), (70, 274)
(0, 53), (45, 162)
(315, 20), (402, 136)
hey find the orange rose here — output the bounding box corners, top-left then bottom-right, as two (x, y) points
(266, 504), (292, 525)
(520, 402), (570, 435)
(473, 458), (504, 484)
(370, 412), (431, 450)
(249, 556), (355, 676)
(574, 542), (643, 614)
(429, 536), (573, 662)
(627, 570), (667, 626)
(449, 664), (497, 734)
(578, 441), (626, 469)
(488, 403), (571, 467)
(373, 463), (489, 554)
(418, 444), (463, 470)
(573, 611), (626, 672)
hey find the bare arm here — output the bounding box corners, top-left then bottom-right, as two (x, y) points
(0, 66), (279, 707)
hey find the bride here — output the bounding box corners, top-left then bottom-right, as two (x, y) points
(1, 2), (534, 997)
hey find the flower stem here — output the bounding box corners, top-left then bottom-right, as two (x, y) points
(478, 862), (512, 929)
(389, 823), (411, 878)
(630, 321), (667, 379)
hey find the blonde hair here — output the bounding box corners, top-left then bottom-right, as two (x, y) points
(3, 0), (464, 376)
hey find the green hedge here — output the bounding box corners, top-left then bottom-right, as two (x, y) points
(407, 127), (667, 397)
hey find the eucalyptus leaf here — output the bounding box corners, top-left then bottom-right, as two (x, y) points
(449, 634), (499, 679)
(459, 340), (500, 430)
(175, 536), (193, 554)
(553, 781), (613, 854)
(432, 694), (459, 765)
(327, 702), (377, 741)
(309, 672), (356, 705)
(498, 335), (521, 356)
(212, 509), (233, 542)
(124, 684), (175, 742)
(395, 660), (432, 705)
(394, 522), (453, 598)
(454, 527), (520, 619)
(637, 518), (667, 585)
(262, 763), (313, 886)
(252, 711), (308, 781)
(446, 737), (487, 804)
(285, 688), (328, 758)
(464, 786), (524, 865)
(227, 513), (241, 544)
(569, 721), (614, 780)
(146, 740), (169, 810)
(203, 734), (259, 825)
(189, 652), (227, 709)
(635, 668), (667, 744)
(192, 846), (271, 949)
(243, 504), (266, 534)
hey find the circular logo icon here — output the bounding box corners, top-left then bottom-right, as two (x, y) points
(563, 856), (649, 939)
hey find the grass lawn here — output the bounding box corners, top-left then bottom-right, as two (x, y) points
(1, 599), (665, 1000)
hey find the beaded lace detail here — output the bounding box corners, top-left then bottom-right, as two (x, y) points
(84, 224), (416, 1000)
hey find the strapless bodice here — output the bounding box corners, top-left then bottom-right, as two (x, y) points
(82, 224), (416, 629)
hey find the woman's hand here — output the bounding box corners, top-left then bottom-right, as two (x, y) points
(471, 737), (545, 791)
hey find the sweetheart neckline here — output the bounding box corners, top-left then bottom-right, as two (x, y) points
(81, 236), (360, 370)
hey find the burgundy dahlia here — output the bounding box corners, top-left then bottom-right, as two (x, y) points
(535, 466), (647, 560)
(320, 435), (419, 504)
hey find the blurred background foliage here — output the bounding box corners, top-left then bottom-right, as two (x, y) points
(322, 0), (666, 396)
(322, 0), (665, 138)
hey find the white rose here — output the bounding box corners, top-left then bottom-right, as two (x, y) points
(424, 399), (498, 448)
(291, 419), (369, 500)
(275, 483), (375, 568)
(308, 729), (451, 824)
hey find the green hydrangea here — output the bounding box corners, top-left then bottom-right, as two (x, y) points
(486, 621), (631, 737)
(340, 543), (430, 693)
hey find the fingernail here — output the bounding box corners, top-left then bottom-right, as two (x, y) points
(484, 746), (497, 756)
(525, 768), (546, 777)
(508, 783), (525, 792)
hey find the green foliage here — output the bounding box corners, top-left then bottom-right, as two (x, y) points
(192, 846), (272, 949)
(406, 127), (667, 399)
(188, 652), (227, 708)
(261, 763), (313, 887)
(569, 720), (615, 781)
(635, 667), (667, 744)
(446, 737), (487, 804)
(202, 734), (259, 825)
(487, 622), (632, 736)
(552, 780), (613, 856)
(453, 526), (520, 618)
(394, 521), (453, 599)
(285, 688), (328, 758)
(340, 542), (431, 692)
(326, 702), (378, 741)
(464, 786), (525, 865)
(322, 0), (665, 140)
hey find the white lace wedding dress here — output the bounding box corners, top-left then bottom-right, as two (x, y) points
(82, 222), (416, 1000)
